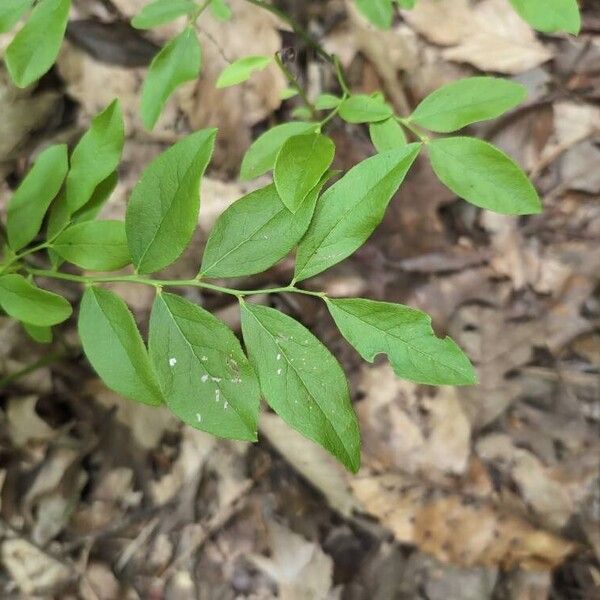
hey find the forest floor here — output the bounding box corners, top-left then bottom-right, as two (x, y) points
(0, 0), (599, 598)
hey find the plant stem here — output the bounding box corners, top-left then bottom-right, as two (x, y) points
(0, 242), (50, 276)
(244, 0), (333, 63)
(274, 53), (318, 120)
(0, 352), (66, 389)
(397, 117), (430, 143)
(25, 268), (326, 299)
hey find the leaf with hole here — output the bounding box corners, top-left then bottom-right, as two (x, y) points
(241, 302), (361, 472)
(149, 292), (260, 441)
(78, 287), (163, 406)
(327, 298), (477, 386)
(126, 128), (216, 274)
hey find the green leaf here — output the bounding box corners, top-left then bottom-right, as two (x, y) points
(315, 93), (341, 110)
(0, 274), (71, 326)
(72, 171), (119, 223)
(428, 137), (541, 215)
(240, 121), (317, 180)
(78, 287), (163, 406)
(141, 26), (201, 130)
(274, 133), (335, 213)
(52, 220), (130, 271)
(201, 176), (328, 278)
(369, 118), (406, 153)
(210, 0), (232, 20)
(508, 0), (580, 35)
(0, 0), (33, 33)
(280, 87), (298, 100)
(66, 99), (124, 214)
(339, 94), (393, 124)
(131, 0), (196, 29)
(7, 144), (68, 251)
(149, 292), (260, 441)
(216, 55), (271, 88)
(126, 129), (216, 274)
(5, 0), (71, 88)
(295, 143), (421, 282)
(354, 0), (393, 29)
(327, 298), (477, 386)
(409, 77), (527, 133)
(23, 322), (53, 344)
(240, 302), (361, 472)
(396, 0), (416, 8)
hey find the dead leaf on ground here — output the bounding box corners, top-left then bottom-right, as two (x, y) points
(402, 0), (552, 74)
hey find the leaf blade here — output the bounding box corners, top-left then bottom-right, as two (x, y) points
(149, 292), (260, 441)
(409, 77), (527, 133)
(274, 133), (335, 213)
(339, 94), (393, 124)
(327, 298), (477, 386)
(241, 302), (361, 472)
(354, 0), (393, 29)
(216, 55), (271, 88)
(131, 0), (197, 29)
(78, 287), (163, 406)
(7, 144), (68, 251)
(0, 274), (71, 326)
(240, 121), (317, 180)
(52, 220), (130, 271)
(295, 143), (421, 282)
(5, 0), (70, 88)
(0, 0), (33, 33)
(428, 137), (541, 215)
(508, 0), (580, 35)
(126, 129), (216, 274)
(65, 99), (124, 214)
(141, 26), (201, 130)
(369, 118), (406, 153)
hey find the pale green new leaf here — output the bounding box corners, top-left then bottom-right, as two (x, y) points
(7, 144), (68, 251)
(339, 94), (393, 123)
(240, 302), (361, 472)
(354, 0), (393, 29)
(210, 0), (232, 20)
(240, 121), (317, 180)
(0, 0), (33, 33)
(295, 144), (421, 282)
(201, 177), (327, 278)
(428, 137), (541, 215)
(126, 129), (216, 274)
(149, 293), (260, 441)
(369, 118), (406, 153)
(132, 0), (196, 29)
(0, 274), (71, 326)
(66, 99), (124, 214)
(141, 26), (201, 130)
(216, 55), (271, 88)
(508, 0), (580, 35)
(5, 0), (70, 88)
(327, 298), (477, 386)
(409, 77), (527, 133)
(315, 94), (341, 110)
(274, 133), (335, 213)
(52, 220), (130, 271)
(78, 287), (163, 406)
